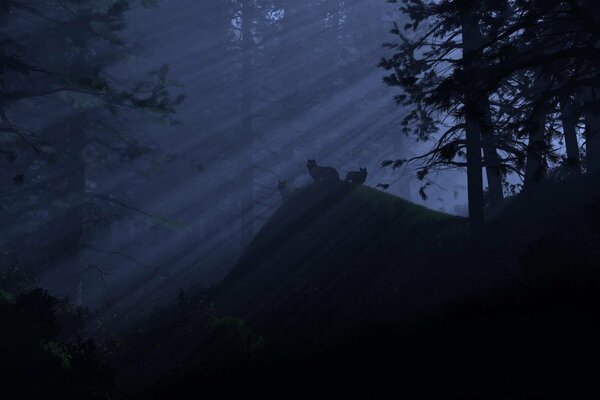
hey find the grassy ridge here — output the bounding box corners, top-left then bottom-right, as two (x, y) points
(215, 181), (469, 346)
(215, 175), (600, 347)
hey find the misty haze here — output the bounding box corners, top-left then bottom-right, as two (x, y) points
(2, 0), (600, 398)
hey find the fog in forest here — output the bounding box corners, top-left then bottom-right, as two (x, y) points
(4, 1), (600, 398)
(4, 1), (467, 314)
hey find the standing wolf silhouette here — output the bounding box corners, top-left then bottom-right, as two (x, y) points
(345, 167), (367, 184)
(306, 159), (340, 182)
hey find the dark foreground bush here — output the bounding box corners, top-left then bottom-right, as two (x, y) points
(138, 258), (600, 399)
(0, 288), (113, 400)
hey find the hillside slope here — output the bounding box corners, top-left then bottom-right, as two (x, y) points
(215, 176), (600, 346)
(215, 181), (472, 345)
(114, 182), (469, 392)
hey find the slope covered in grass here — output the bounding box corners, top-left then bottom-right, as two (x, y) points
(112, 182), (465, 392)
(215, 175), (600, 347)
(215, 181), (471, 345)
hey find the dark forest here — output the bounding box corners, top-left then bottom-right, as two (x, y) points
(2, 0), (600, 398)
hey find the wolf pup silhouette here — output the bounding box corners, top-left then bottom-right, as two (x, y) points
(345, 167), (367, 185)
(306, 159), (340, 182)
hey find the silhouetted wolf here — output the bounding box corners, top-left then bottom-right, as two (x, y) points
(345, 168), (367, 184)
(307, 159), (340, 182)
(277, 180), (291, 201)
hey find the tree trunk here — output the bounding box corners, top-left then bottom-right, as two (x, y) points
(575, 4), (600, 173)
(524, 76), (551, 189)
(523, 114), (547, 187)
(460, 7), (485, 232)
(239, 0), (254, 247)
(561, 99), (581, 175)
(480, 100), (504, 208)
(456, 5), (504, 209)
(583, 88), (600, 173)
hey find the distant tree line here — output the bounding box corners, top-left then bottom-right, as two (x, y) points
(381, 0), (600, 229)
